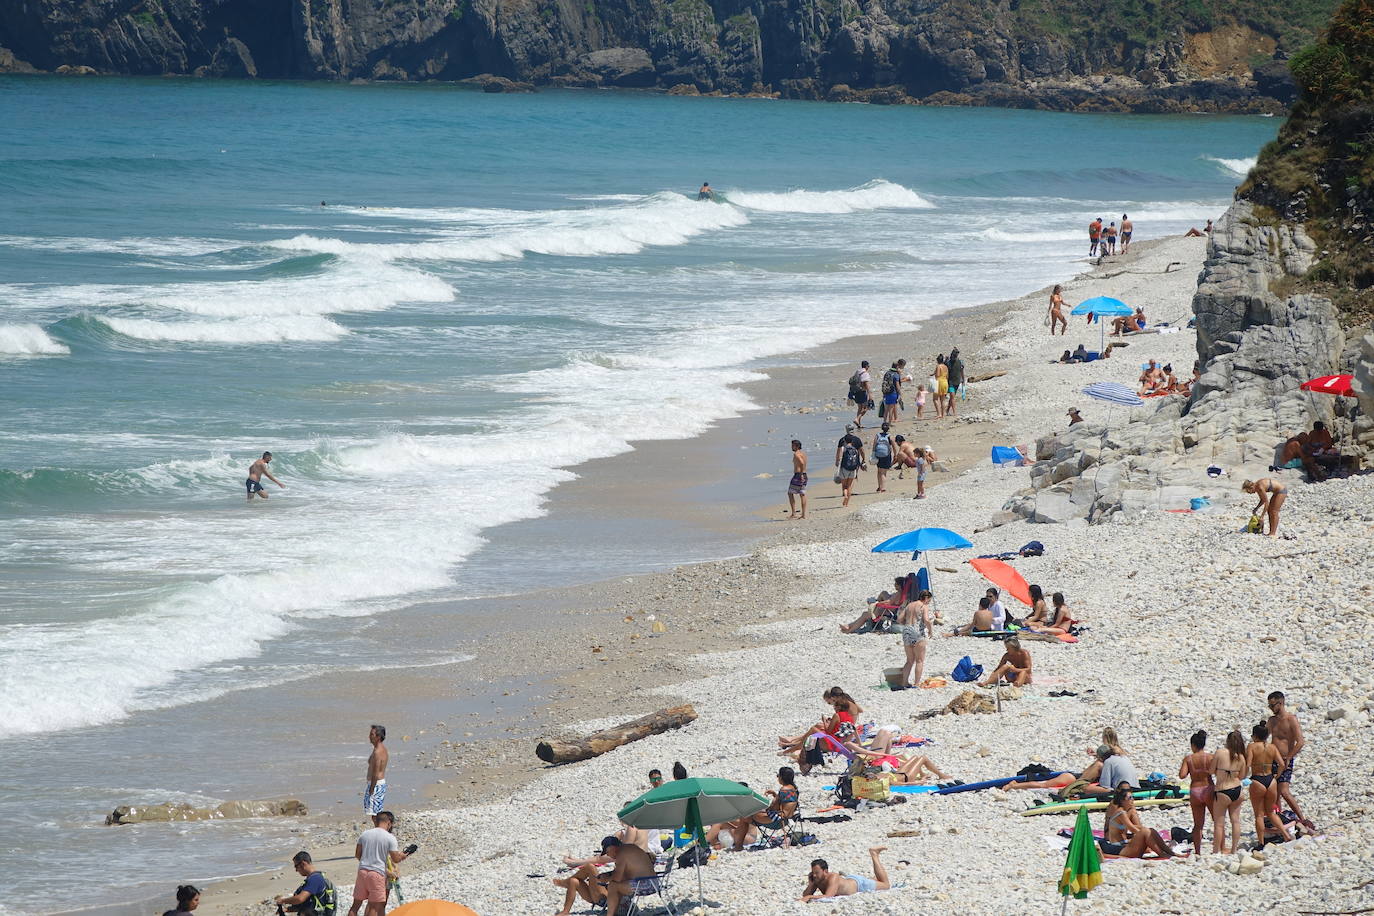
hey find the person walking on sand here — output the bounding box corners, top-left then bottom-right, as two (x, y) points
(1268, 690), (1317, 832)
(787, 439), (808, 519)
(881, 360), (903, 425)
(246, 451), (284, 501)
(944, 348), (964, 418)
(347, 811), (411, 916)
(871, 422), (894, 493)
(800, 849), (891, 902)
(933, 356), (948, 419)
(1242, 478), (1287, 537)
(848, 361), (873, 428)
(1088, 217), (1102, 257)
(834, 424), (865, 508)
(364, 724), (389, 818)
(1104, 221), (1118, 256)
(1049, 284), (1068, 336)
(1120, 214), (1133, 253)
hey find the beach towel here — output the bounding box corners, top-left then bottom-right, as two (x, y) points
(990, 446), (1026, 466)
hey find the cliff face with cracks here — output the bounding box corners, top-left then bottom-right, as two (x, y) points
(0, 0), (1336, 111)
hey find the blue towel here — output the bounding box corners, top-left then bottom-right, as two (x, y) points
(990, 446), (1023, 466)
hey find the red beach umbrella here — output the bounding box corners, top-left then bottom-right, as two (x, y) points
(1300, 374), (1355, 397)
(968, 557), (1033, 607)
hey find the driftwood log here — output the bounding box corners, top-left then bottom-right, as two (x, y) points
(536, 704), (697, 764)
(967, 371), (1006, 383)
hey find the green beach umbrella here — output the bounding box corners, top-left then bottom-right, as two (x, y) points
(617, 777), (768, 904)
(1058, 805), (1102, 912)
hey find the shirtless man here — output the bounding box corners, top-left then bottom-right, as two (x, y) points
(1138, 359), (1163, 393)
(1119, 214), (1133, 253)
(979, 636), (1032, 686)
(1278, 433), (1326, 481)
(893, 435), (917, 479)
(246, 451), (284, 501)
(800, 849), (890, 902)
(364, 725), (389, 819)
(697, 182), (714, 201)
(1267, 691), (1317, 831)
(950, 596), (994, 636)
(787, 439), (808, 519)
(600, 837), (658, 915)
(1307, 421), (1341, 472)
(1103, 221), (1118, 256)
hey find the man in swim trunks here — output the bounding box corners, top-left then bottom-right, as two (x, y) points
(697, 182), (714, 201)
(364, 724), (389, 819)
(1277, 433), (1327, 481)
(1267, 691), (1316, 831)
(1104, 221), (1118, 256)
(978, 636), (1031, 686)
(787, 439), (808, 519)
(1088, 218), (1102, 257)
(800, 849), (891, 901)
(1120, 214), (1133, 253)
(893, 436), (917, 479)
(246, 451), (285, 501)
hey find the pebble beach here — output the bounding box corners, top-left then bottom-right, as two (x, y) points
(209, 233), (1374, 915)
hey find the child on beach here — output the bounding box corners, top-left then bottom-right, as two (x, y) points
(915, 384), (927, 418)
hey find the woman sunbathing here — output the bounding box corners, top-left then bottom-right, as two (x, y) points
(1026, 592), (1074, 634)
(1025, 585), (1050, 624)
(855, 750), (949, 784)
(840, 577), (907, 633)
(778, 688), (844, 757)
(715, 767), (800, 850)
(1100, 787), (1177, 858)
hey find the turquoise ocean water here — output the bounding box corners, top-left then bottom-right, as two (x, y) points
(0, 75), (1276, 910)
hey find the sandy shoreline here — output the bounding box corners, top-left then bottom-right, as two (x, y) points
(192, 229), (1374, 916)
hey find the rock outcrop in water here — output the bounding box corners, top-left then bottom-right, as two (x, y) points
(105, 798), (308, 824)
(0, 0), (1336, 112)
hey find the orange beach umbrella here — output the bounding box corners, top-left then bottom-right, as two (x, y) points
(389, 902), (479, 916)
(968, 557), (1032, 607)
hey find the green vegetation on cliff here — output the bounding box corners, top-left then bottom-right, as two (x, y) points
(1241, 0), (1374, 318)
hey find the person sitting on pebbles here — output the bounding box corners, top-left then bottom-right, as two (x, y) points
(949, 596), (995, 636)
(800, 849), (891, 902)
(853, 747), (949, 784)
(1099, 787), (1177, 858)
(978, 636), (1032, 686)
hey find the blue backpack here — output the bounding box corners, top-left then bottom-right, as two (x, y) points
(951, 656), (983, 683)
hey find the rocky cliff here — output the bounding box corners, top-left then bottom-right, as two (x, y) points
(0, 0), (1337, 111)
(1001, 0), (1374, 526)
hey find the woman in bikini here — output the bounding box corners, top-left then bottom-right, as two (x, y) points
(1210, 729), (1248, 853)
(896, 589), (933, 689)
(1028, 591), (1074, 635)
(1178, 729), (1214, 855)
(1242, 478), (1287, 537)
(1099, 787), (1176, 858)
(1247, 722), (1292, 846)
(778, 688), (843, 758)
(933, 356), (948, 419)
(1025, 585), (1050, 625)
(1048, 285), (1068, 336)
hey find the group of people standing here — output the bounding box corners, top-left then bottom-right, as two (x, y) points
(1088, 214), (1133, 258)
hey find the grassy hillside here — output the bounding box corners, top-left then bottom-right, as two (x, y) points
(1240, 0), (1374, 319)
(1015, 0), (1338, 57)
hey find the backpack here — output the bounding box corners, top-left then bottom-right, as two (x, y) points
(881, 370), (897, 396)
(847, 371), (864, 401)
(873, 433), (890, 460)
(951, 655), (983, 683)
(1018, 541), (1045, 557)
(841, 444), (861, 471)
(305, 876), (337, 916)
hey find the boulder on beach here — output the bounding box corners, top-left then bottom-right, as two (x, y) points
(105, 798), (307, 825)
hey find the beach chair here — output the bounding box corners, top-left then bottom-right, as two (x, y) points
(752, 809), (804, 849)
(622, 854), (677, 916)
(865, 572), (915, 632)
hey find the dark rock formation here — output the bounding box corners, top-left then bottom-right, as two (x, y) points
(0, 0), (1339, 112)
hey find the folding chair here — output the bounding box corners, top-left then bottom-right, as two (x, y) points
(622, 854), (677, 916)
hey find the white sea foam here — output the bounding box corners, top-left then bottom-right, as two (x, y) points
(725, 180), (935, 213)
(0, 234), (242, 256)
(977, 227), (1082, 243)
(1204, 155), (1258, 177)
(0, 323), (69, 355)
(272, 192), (750, 262)
(97, 315), (348, 343)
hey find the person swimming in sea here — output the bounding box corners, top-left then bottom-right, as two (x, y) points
(697, 182), (714, 201)
(246, 451), (285, 501)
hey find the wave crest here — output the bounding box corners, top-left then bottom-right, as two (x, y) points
(725, 179), (935, 214)
(96, 315), (348, 343)
(1204, 155), (1258, 177)
(0, 323), (70, 356)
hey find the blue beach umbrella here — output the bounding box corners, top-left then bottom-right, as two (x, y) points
(1069, 297), (1133, 352)
(872, 527), (973, 595)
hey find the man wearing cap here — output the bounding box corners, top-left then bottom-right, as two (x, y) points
(1067, 407), (1083, 426)
(600, 835), (658, 916)
(835, 423), (866, 508)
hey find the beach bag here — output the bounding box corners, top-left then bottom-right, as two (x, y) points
(1018, 541), (1044, 557)
(841, 445), (861, 471)
(873, 434), (890, 460)
(851, 774), (892, 802)
(951, 655), (983, 683)
(677, 846), (710, 869)
(1245, 515), (1262, 534)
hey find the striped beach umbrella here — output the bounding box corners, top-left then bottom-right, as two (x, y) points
(1081, 381), (1144, 408)
(1058, 805), (1102, 911)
